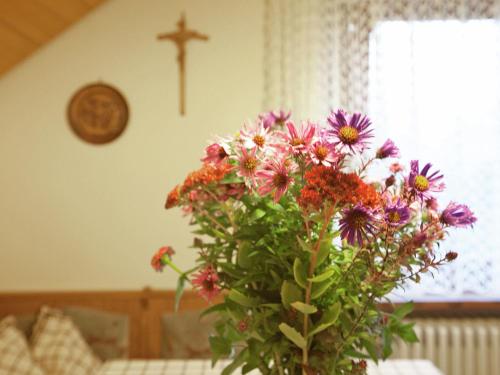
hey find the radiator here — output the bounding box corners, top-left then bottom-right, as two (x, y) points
(392, 319), (500, 375)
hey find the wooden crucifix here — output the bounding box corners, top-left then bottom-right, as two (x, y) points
(157, 13), (209, 116)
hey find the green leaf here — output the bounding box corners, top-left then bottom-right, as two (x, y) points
(174, 275), (186, 312)
(308, 302), (341, 337)
(382, 328), (393, 359)
(250, 208), (266, 221)
(237, 241), (253, 269)
(311, 279), (334, 299)
(278, 323), (307, 349)
(361, 338), (379, 362)
(199, 303), (226, 319)
(221, 348), (248, 375)
(308, 268), (335, 283)
(209, 336), (231, 364)
(398, 322), (419, 343)
(293, 258), (308, 289)
(316, 238), (332, 266)
(266, 201), (285, 211)
(280, 281), (303, 308)
(291, 301), (317, 315)
(393, 302), (414, 319)
(228, 289), (260, 307)
(297, 237), (312, 253)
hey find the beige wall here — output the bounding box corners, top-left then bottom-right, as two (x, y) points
(0, 0), (263, 291)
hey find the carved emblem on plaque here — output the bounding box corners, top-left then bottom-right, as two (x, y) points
(67, 83), (129, 144)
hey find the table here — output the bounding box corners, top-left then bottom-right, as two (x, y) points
(98, 359), (443, 375)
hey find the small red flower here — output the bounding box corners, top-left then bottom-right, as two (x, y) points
(237, 318), (250, 332)
(192, 266), (221, 302)
(151, 246), (175, 272)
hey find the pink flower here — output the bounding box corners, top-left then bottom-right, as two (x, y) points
(240, 122), (271, 150)
(309, 141), (337, 166)
(201, 141), (230, 164)
(284, 121), (316, 155)
(237, 147), (260, 184)
(390, 163), (404, 173)
(151, 246), (175, 272)
(256, 159), (295, 202)
(192, 266), (221, 302)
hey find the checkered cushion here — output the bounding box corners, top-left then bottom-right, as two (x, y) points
(0, 316), (45, 375)
(31, 306), (101, 375)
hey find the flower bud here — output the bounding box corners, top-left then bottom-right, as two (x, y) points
(445, 251), (458, 261)
(385, 175), (396, 188)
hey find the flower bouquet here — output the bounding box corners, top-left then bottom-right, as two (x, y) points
(152, 110), (476, 375)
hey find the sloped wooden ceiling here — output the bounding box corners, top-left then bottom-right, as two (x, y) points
(0, 0), (108, 77)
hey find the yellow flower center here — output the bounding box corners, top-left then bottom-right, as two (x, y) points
(387, 211), (401, 223)
(414, 175), (429, 192)
(315, 145), (328, 160)
(291, 137), (304, 146)
(351, 212), (367, 228)
(339, 126), (359, 145)
(244, 157), (258, 172)
(253, 135), (265, 147)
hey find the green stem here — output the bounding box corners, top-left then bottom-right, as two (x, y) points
(302, 205), (335, 375)
(273, 351), (285, 375)
(162, 256), (193, 285)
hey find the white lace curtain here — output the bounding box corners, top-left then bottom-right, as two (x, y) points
(263, 0), (500, 300)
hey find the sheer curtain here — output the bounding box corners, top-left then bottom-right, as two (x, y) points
(263, 0), (500, 300)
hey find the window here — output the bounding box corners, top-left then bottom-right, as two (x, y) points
(369, 19), (500, 301)
(264, 0), (500, 301)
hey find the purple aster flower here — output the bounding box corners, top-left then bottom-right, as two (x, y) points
(384, 199), (411, 227)
(376, 139), (400, 159)
(259, 112), (276, 129)
(339, 205), (377, 246)
(260, 110), (291, 129)
(272, 110), (291, 125)
(408, 160), (445, 201)
(327, 109), (374, 153)
(440, 202), (477, 228)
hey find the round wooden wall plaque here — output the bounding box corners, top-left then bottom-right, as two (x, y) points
(67, 83), (129, 144)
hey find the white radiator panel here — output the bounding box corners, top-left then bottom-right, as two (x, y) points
(392, 318), (500, 375)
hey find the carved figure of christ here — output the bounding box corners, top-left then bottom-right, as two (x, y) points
(157, 14), (209, 116)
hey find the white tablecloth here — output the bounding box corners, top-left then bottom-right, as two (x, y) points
(98, 359), (443, 375)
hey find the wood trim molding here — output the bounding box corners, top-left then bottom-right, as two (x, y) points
(1, 288), (499, 358)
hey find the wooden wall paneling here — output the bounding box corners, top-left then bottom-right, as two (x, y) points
(36, 0), (89, 22)
(0, 1), (66, 44)
(0, 0), (108, 77)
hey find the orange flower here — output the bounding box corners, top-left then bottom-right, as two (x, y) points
(181, 163), (233, 194)
(298, 166), (379, 210)
(165, 186), (180, 209)
(151, 246), (175, 272)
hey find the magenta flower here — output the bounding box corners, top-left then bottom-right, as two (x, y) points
(339, 205), (377, 246)
(284, 121), (316, 155)
(440, 202), (477, 228)
(151, 246), (175, 272)
(376, 139), (400, 159)
(202, 142), (230, 164)
(192, 266), (221, 302)
(309, 141), (337, 167)
(384, 199), (411, 227)
(408, 160), (445, 201)
(256, 159), (295, 202)
(327, 109), (374, 153)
